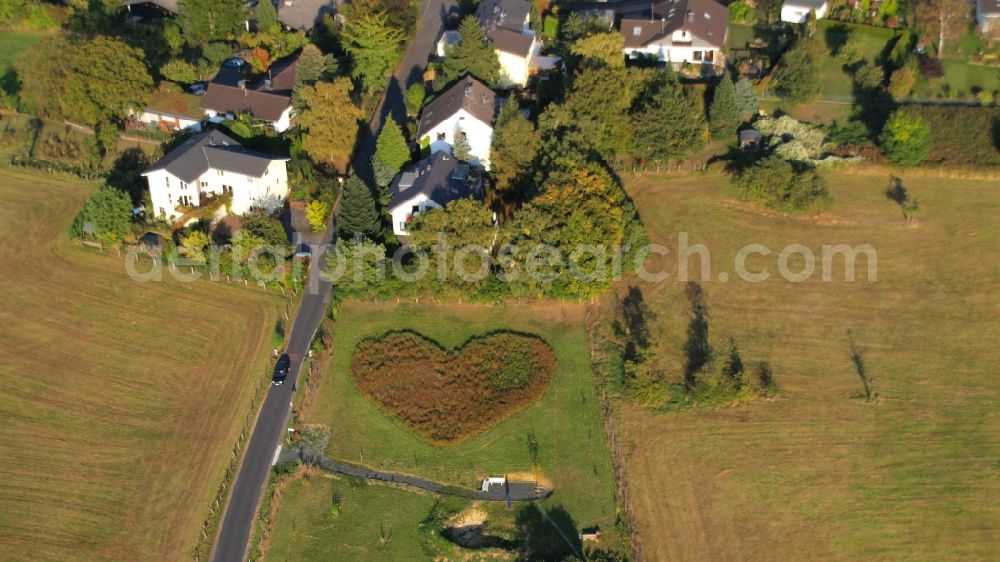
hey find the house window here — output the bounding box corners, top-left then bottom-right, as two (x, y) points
(412, 205), (420, 215)
(705, 50), (714, 62)
(437, 132), (446, 141)
(217, 170), (224, 176)
(693, 50), (703, 61)
(264, 168), (269, 176)
(165, 177), (170, 187)
(247, 177), (254, 183)
(200, 181), (208, 188)
(159, 207), (165, 216)
(633, 26), (642, 36)
(399, 222), (407, 232)
(180, 182), (187, 190)
(223, 185), (233, 195)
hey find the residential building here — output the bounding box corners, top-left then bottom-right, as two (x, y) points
(417, 76), (498, 170)
(132, 86), (205, 132)
(142, 130), (289, 220)
(977, 0), (1000, 34)
(780, 0), (828, 23)
(620, 0), (728, 69)
(476, 0), (539, 87)
(200, 54), (298, 132)
(274, 0), (339, 32)
(388, 152), (483, 236)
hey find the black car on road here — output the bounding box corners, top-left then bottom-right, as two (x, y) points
(272, 354), (291, 385)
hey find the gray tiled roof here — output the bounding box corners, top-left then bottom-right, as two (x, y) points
(492, 28), (534, 57)
(389, 152), (480, 210)
(122, 0), (179, 12)
(143, 130), (288, 183)
(476, 0), (530, 33)
(200, 53), (298, 122)
(417, 76), (498, 138)
(621, 0), (727, 49)
(274, 0), (338, 31)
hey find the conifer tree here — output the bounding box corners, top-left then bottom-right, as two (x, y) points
(337, 176), (381, 239)
(443, 15), (500, 84)
(708, 73), (739, 140)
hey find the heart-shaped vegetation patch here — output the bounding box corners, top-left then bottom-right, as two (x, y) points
(351, 331), (557, 443)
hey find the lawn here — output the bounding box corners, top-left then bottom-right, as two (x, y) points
(265, 474), (441, 561)
(0, 167), (285, 561)
(610, 169), (1000, 560)
(0, 30), (43, 77)
(816, 21), (898, 99)
(289, 301), (620, 556)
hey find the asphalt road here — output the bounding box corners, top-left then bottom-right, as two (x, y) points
(209, 2), (454, 560)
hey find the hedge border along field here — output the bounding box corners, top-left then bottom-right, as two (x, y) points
(351, 330), (556, 443)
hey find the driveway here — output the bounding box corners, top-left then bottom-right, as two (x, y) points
(209, 1), (455, 560)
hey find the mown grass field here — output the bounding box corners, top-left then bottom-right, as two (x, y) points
(266, 474), (440, 561)
(611, 170), (1000, 560)
(278, 301), (619, 559)
(0, 167), (285, 561)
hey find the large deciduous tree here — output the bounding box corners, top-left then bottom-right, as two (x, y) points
(491, 103), (541, 200)
(774, 41), (820, 103)
(177, 0), (248, 45)
(443, 15), (501, 84)
(569, 31), (624, 68)
(915, 0), (971, 58)
(297, 78), (362, 172)
(341, 11), (405, 92)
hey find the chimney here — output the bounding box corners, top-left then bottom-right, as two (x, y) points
(265, 78), (273, 90)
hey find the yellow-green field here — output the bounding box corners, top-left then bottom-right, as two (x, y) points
(612, 170), (1000, 560)
(0, 168), (284, 561)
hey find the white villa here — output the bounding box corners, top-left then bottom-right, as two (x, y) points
(388, 152), (482, 236)
(620, 0), (728, 69)
(143, 130), (289, 220)
(417, 77), (498, 170)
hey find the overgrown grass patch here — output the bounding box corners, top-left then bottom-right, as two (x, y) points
(351, 331), (556, 442)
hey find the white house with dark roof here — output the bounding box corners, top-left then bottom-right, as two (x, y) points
(201, 53), (299, 133)
(780, 0), (828, 23)
(388, 152), (483, 236)
(475, 0), (539, 87)
(621, 0), (728, 68)
(143, 130), (289, 220)
(417, 77), (499, 170)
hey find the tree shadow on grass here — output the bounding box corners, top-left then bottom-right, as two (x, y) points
(516, 503), (582, 561)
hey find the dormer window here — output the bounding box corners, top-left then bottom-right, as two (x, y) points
(633, 26), (642, 36)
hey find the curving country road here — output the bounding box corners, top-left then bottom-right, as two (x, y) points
(209, 2), (455, 560)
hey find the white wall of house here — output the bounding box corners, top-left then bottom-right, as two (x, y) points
(497, 49), (532, 87)
(420, 109), (494, 170)
(390, 193), (443, 235)
(136, 110), (202, 132)
(273, 106), (293, 133)
(624, 37), (725, 67)
(781, 1), (828, 23)
(145, 160), (289, 220)
(201, 106), (293, 133)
